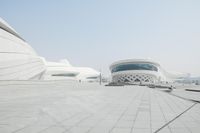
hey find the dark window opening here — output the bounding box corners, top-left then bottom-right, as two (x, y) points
(134, 79), (140, 82)
(86, 76), (98, 79)
(111, 63), (158, 73)
(124, 79), (129, 82)
(52, 73), (77, 77)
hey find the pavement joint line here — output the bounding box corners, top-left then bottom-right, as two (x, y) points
(154, 102), (197, 133)
(161, 90), (192, 133)
(154, 91), (172, 133)
(185, 89), (200, 92)
(109, 90), (140, 133)
(1, 84), (199, 133)
(130, 89), (146, 133)
(154, 88), (200, 104)
(36, 109), (75, 133)
(86, 105), (116, 133)
(12, 112), (82, 133)
(62, 114), (92, 133)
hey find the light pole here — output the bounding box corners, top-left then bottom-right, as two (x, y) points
(99, 69), (102, 85)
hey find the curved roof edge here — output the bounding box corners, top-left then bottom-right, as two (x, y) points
(0, 17), (25, 41)
(110, 59), (160, 70)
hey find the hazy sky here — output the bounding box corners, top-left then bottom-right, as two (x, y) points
(1, 0), (200, 76)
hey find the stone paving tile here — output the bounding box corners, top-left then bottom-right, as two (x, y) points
(0, 82), (199, 133)
(87, 126), (111, 133)
(115, 120), (133, 128)
(170, 128), (191, 133)
(157, 128), (171, 133)
(39, 126), (66, 133)
(171, 87), (200, 102)
(67, 126), (91, 133)
(160, 103), (200, 133)
(111, 127), (131, 133)
(132, 128), (151, 133)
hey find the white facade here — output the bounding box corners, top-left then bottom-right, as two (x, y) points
(42, 61), (79, 81)
(43, 59), (100, 82)
(75, 67), (100, 82)
(0, 18), (100, 82)
(110, 59), (189, 84)
(110, 59), (163, 84)
(0, 18), (46, 80)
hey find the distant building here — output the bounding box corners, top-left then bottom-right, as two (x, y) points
(110, 59), (189, 84)
(42, 60), (79, 81)
(43, 59), (100, 82)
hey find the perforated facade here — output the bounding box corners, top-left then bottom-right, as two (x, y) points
(110, 59), (162, 84)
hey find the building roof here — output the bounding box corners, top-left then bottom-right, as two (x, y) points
(110, 59), (160, 70)
(0, 17), (24, 41)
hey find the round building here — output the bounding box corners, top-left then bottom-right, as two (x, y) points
(110, 59), (163, 84)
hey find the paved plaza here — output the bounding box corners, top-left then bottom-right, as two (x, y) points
(0, 81), (200, 133)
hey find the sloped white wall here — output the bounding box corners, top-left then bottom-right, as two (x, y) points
(0, 21), (46, 80)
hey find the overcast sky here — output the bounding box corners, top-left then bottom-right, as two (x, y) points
(1, 0), (200, 76)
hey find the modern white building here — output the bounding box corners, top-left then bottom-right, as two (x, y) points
(75, 67), (100, 82)
(0, 17), (100, 82)
(110, 59), (189, 84)
(42, 60), (79, 81)
(43, 59), (100, 82)
(0, 17), (46, 80)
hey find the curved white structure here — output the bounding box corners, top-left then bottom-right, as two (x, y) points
(43, 61), (79, 80)
(0, 17), (99, 81)
(110, 59), (190, 84)
(0, 18), (46, 80)
(75, 67), (100, 82)
(110, 59), (163, 84)
(43, 59), (100, 82)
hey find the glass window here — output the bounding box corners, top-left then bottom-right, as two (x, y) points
(52, 73), (77, 77)
(86, 76), (99, 79)
(111, 63), (158, 73)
